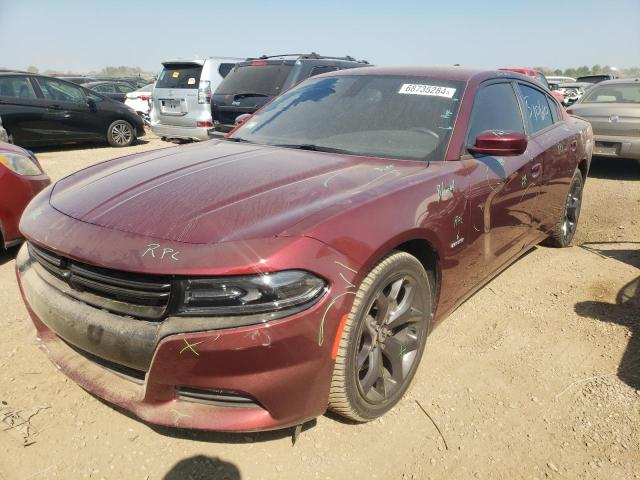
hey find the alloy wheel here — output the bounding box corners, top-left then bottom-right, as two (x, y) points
(562, 177), (582, 243)
(111, 122), (133, 146)
(355, 274), (427, 404)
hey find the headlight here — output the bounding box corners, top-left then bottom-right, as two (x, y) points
(176, 270), (326, 316)
(0, 153), (43, 176)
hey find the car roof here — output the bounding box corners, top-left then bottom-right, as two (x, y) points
(326, 65), (527, 84)
(593, 78), (640, 85)
(85, 80), (129, 86)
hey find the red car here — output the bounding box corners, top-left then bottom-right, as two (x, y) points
(0, 142), (50, 250)
(16, 66), (592, 432)
(501, 68), (565, 103)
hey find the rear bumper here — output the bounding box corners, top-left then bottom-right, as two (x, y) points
(15, 241), (354, 431)
(593, 134), (640, 160)
(150, 122), (211, 141)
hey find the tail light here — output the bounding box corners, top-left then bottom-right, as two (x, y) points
(198, 80), (212, 104)
(139, 95), (151, 101)
(197, 121), (213, 128)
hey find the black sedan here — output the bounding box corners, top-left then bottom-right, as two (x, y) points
(85, 81), (137, 103)
(0, 73), (144, 148)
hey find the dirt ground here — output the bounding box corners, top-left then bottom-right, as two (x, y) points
(1, 133), (638, 480)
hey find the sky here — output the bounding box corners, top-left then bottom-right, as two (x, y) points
(1, 0), (638, 74)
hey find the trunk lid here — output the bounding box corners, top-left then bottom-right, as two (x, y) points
(569, 103), (640, 137)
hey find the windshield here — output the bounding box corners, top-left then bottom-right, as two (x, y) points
(230, 75), (465, 161)
(582, 84), (640, 104)
(156, 64), (202, 89)
(215, 63), (294, 96)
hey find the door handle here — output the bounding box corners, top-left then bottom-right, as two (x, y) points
(530, 163), (542, 179)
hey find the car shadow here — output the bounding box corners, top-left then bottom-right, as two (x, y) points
(574, 275), (640, 390)
(162, 455), (241, 480)
(587, 156), (640, 181)
(0, 244), (20, 266)
(579, 241), (640, 269)
(29, 138), (150, 154)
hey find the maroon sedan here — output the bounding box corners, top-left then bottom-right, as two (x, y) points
(0, 142), (50, 250)
(16, 67), (593, 432)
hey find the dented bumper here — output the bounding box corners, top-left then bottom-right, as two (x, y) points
(15, 241), (359, 431)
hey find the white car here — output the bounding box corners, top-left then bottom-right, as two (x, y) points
(124, 83), (154, 116)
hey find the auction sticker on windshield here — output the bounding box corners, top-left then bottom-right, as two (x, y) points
(398, 84), (456, 98)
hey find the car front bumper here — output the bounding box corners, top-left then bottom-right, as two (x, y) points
(593, 134), (640, 160)
(150, 122), (211, 142)
(15, 231), (359, 431)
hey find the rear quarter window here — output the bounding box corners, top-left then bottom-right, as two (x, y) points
(156, 64), (203, 89)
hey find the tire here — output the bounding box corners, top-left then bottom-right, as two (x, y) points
(107, 120), (135, 147)
(544, 169), (584, 248)
(329, 251), (433, 422)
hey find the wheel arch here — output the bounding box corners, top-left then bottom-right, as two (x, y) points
(355, 230), (443, 312)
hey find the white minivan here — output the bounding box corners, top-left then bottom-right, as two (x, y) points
(150, 57), (241, 141)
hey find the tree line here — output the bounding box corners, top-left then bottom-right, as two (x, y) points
(534, 65), (640, 78)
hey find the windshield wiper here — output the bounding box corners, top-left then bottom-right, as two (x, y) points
(272, 144), (353, 154)
(224, 137), (255, 144)
(233, 93), (269, 98)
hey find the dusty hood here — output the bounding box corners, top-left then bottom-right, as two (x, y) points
(50, 140), (423, 244)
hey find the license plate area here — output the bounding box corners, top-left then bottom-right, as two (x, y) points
(595, 141), (620, 155)
(160, 99), (185, 115)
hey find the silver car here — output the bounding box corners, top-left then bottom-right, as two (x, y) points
(567, 79), (640, 160)
(150, 57), (241, 141)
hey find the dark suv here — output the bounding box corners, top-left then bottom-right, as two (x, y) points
(210, 53), (369, 133)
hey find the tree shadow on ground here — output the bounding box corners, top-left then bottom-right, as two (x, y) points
(163, 455), (241, 480)
(587, 156), (640, 181)
(575, 240), (640, 391)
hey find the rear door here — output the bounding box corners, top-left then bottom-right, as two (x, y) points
(0, 75), (48, 146)
(152, 62), (203, 127)
(212, 61), (295, 130)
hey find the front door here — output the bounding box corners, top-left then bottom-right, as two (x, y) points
(461, 81), (541, 288)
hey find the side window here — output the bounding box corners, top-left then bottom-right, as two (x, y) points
(518, 84), (553, 133)
(467, 82), (525, 145)
(117, 83), (135, 93)
(94, 84), (117, 93)
(0, 76), (37, 99)
(309, 66), (338, 77)
(36, 78), (86, 103)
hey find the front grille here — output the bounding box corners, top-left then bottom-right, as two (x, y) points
(64, 340), (146, 383)
(28, 242), (171, 320)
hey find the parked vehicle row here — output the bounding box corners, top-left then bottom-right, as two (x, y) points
(55, 75), (152, 89)
(16, 65), (593, 431)
(0, 72), (145, 148)
(149, 53), (370, 141)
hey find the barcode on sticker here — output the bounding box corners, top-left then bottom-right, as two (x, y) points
(398, 84), (456, 98)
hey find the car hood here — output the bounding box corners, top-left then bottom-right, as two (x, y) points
(50, 140), (424, 244)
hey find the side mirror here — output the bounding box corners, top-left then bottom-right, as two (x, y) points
(234, 113), (252, 126)
(468, 130), (528, 156)
(86, 97), (97, 112)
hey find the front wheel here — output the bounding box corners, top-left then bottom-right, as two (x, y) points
(107, 120), (135, 147)
(545, 169), (584, 248)
(329, 251), (433, 422)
